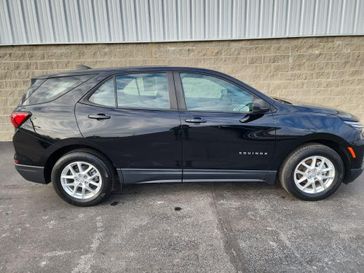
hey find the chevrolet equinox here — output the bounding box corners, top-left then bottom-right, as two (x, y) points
(11, 66), (364, 206)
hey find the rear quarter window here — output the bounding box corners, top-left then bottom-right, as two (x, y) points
(23, 75), (91, 105)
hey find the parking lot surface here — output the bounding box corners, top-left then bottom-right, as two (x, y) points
(1, 142), (363, 273)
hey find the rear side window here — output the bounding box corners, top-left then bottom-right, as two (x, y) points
(88, 73), (171, 110)
(116, 73), (170, 110)
(23, 75), (91, 105)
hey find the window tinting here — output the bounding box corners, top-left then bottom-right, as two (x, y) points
(181, 73), (255, 113)
(23, 75), (90, 105)
(116, 73), (170, 109)
(21, 79), (45, 105)
(89, 78), (115, 107)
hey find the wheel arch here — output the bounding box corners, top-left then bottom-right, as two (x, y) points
(280, 133), (352, 181)
(44, 143), (119, 186)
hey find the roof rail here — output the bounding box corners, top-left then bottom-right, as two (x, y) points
(76, 64), (91, 70)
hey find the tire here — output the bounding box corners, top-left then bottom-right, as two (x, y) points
(51, 149), (114, 206)
(279, 143), (344, 201)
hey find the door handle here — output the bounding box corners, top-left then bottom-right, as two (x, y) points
(185, 118), (206, 124)
(88, 113), (111, 120)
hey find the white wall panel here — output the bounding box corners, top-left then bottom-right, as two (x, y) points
(0, 0), (362, 45)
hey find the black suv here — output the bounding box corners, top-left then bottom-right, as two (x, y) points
(11, 66), (364, 206)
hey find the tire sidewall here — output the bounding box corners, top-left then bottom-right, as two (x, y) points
(281, 145), (344, 200)
(52, 152), (112, 206)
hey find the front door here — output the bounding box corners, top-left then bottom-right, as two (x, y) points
(76, 71), (182, 184)
(174, 71), (277, 183)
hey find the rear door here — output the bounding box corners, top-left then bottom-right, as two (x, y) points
(174, 71), (277, 183)
(75, 71), (183, 184)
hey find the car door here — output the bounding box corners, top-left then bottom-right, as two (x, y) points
(75, 71), (183, 184)
(174, 71), (277, 183)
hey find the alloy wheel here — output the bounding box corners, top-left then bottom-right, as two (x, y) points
(293, 156), (336, 194)
(60, 161), (102, 200)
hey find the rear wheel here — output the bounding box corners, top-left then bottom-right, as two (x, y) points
(279, 144), (344, 201)
(51, 150), (113, 206)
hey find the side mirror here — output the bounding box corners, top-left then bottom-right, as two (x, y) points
(252, 99), (270, 113)
(240, 99), (270, 123)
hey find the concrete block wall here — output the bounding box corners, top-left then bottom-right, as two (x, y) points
(0, 36), (363, 141)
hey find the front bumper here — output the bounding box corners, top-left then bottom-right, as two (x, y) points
(343, 168), (363, 184)
(15, 164), (46, 184)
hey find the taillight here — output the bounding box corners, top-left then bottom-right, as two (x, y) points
(10, 112), (31, 128)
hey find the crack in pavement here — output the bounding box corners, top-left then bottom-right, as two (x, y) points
(210, 187), (248, 273)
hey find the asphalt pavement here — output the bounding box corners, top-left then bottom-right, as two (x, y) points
(0, 142), (363, 273)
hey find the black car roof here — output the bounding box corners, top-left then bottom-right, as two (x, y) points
(34, 66), (222, 79)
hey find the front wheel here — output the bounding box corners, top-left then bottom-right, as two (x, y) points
(51, 150), (113, 206)
(279, 144), (344, 201)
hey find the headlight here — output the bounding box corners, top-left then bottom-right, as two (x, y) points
(345, 121), (364, 137)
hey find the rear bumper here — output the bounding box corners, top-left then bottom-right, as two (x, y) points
(15, 164), (46, 184)
(344, 168), (363, 184)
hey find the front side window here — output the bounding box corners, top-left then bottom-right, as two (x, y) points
(116, 73), (170, 110)
(180, 73), (256, 113)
